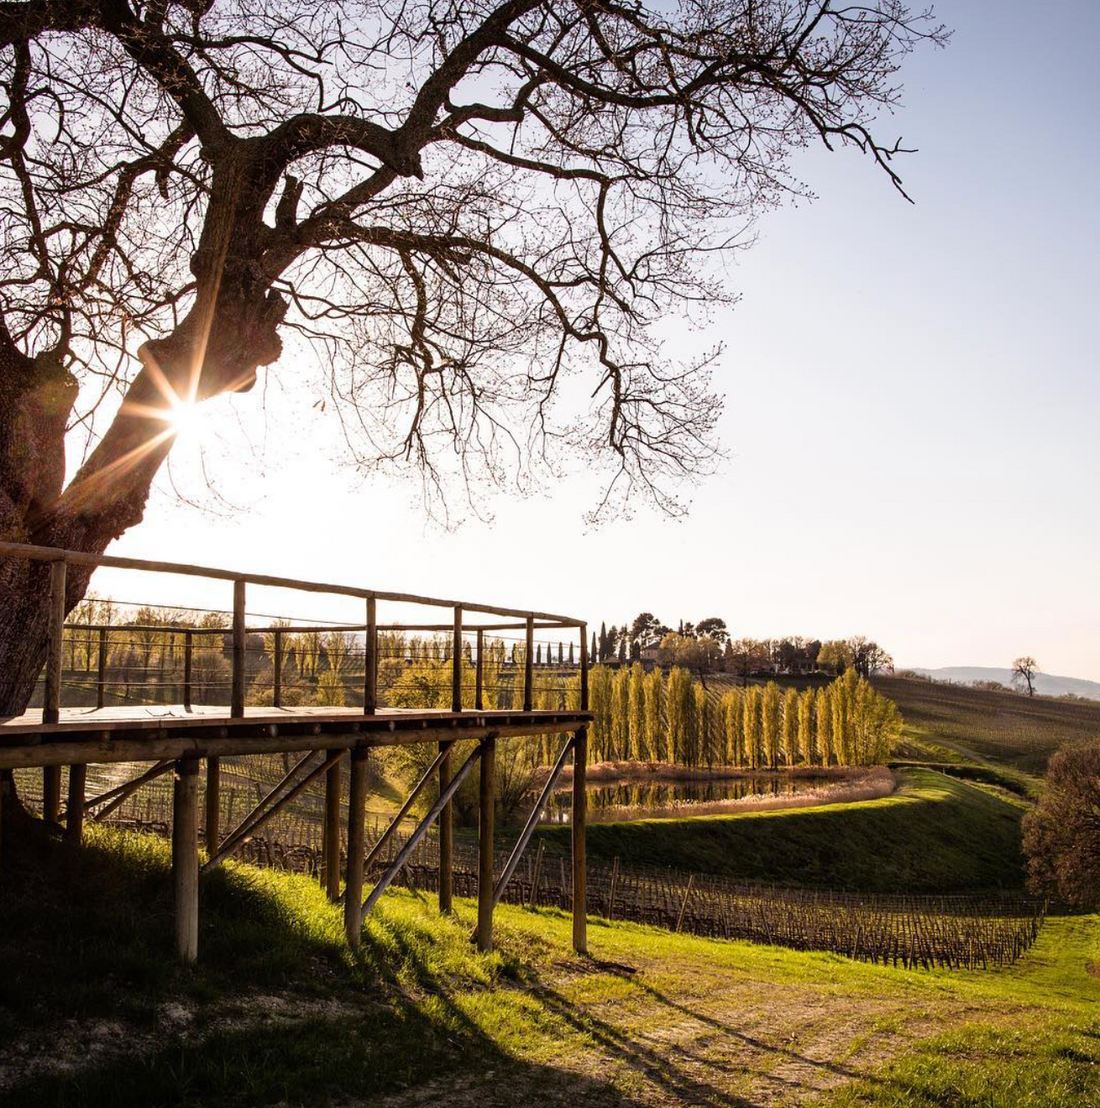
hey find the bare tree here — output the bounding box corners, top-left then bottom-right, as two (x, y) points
(1012, 656), (1039, 697)
(0, 1), (946, 807)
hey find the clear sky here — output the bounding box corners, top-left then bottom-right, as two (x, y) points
(93, 0), (1100, 680)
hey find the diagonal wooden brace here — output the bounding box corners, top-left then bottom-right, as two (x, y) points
(362, 741), (484, 917)
(492, 735), (574, 908)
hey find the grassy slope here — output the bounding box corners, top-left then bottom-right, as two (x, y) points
(534, 769), (1026, 893)
(872, 674), (1100, 774)
(1, 825), (1096, 1108)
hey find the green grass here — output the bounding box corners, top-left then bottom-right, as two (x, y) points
(533, 769), (1026, 893)
(2, 823), (1097, 1107)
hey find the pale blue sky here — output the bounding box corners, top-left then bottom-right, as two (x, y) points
(98, 0), (1100, 680)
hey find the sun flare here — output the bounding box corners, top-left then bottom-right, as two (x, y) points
(166, 398), (204, 440)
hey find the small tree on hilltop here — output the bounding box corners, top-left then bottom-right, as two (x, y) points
(1012, 656), (1040, 697)
(1023, 744), (1100, 908)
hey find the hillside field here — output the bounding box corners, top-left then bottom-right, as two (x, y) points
(534, 769), (1026, 893)
(1, 825), (1096, 1108)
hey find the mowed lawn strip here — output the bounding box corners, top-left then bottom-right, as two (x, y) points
(2, 824), (1096, 1108)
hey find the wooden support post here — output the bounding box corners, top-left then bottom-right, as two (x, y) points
(438, 738), (453, 913)
(452, 606), (463, 712)
(205, 757), (220, 855)
(323, 753), (343, 901)
(475, 628), (484, 711)
(572, 726), (588, 954)
(42, 766), (61, 823)
(477, 736), (496, 952)
(364, 598), (377, 714)
(344, 747), (369, 947)
(272, 628), (283, 709)
(96, 627), (107, 710)
(183, 630), (193, 711)
(173, 756), (200, 963)
(65, 764), (86, 844)
(579, 622), (589, 712)
(524, 616), (534, 712)
(231, 579), (246, 718)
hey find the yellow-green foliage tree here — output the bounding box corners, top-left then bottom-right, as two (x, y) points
(613, 666), (631, 759)
(643, 667), (665, 761)
(815, 686), (834, 765)
(589, 664), (614, 762)
(743, 684), (762, 769)
(721, 687), (743, 766)
(782, 687), (799, 766)
(761, 681), (781, 769)
(797, 688), (816, 765)
(694, 682), (711, 766)
(666, 666), (693, 765)
(629, 663), (647, 760)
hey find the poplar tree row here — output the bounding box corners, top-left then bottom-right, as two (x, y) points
(588, 665), (901, 769)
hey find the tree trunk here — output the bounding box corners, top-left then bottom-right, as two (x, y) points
(0, 272), (286, 822)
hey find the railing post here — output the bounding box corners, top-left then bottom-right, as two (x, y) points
(41, 558), (66, 823)
(231, 579), (246, 717)
(477, 735), (496, 952)
(344, 746), (369, 947)
(524, 616), (534, 712)
(452, 605), (463, 712)
(364, 598), (377, 714)
(96, 626), (107, 710)
(475, 628), (484, 711)
(173, 756), (200, 963)
(272, 628), (283, 709)
(183, 630), (193, 711)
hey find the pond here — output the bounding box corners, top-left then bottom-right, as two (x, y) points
(536, 773), (839, 824)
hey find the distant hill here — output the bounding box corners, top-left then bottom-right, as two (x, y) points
(907, 666), (1100, 702)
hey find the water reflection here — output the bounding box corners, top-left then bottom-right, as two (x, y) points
(538, 775), (835, 824)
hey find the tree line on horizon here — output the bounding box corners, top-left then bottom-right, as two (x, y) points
(591, 615), (892, 680)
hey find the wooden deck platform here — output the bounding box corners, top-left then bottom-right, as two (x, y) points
(0, 704), (590, 769)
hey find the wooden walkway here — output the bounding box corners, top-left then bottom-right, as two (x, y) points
(0, 705), (589, 769)
(0, 540), (593, 964)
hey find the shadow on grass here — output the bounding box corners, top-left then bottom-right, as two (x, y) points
(0, 824), (650, 1107)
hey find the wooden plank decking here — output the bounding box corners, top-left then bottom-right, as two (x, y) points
(0, 704), (591, 769)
